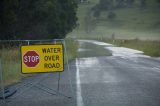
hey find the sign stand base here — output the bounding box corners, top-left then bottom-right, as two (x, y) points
(0, 88), (17, 99)
(8, 72), (72, 101)
(25, 73), (71, 98)
(29, 72), (71, 98)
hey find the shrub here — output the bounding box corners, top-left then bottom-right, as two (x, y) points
(108, 12), (116, 21)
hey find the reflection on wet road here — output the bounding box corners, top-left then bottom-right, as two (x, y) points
(76, 40), (160, 106)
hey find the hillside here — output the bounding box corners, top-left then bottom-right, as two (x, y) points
(68, 0), (160, 40)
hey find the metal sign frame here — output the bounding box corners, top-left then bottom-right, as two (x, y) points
(21, 44), (64, 73)
(0, 39), (74, 105)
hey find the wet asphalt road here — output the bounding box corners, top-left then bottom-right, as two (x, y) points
(76, 56), (160, 106)
(1, 40), (160, 106)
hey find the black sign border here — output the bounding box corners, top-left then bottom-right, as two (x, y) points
(21, 44), (64, 74)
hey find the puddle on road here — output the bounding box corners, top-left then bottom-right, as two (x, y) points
(77, 57), (99, 67)
(78, 40), (113, 46)
(106, 47), (150, 58)
(78, 48), (91, 52)
(77, 57), (118, 84)
(77, 40), (112, 58)
(77, 40), (150, 59)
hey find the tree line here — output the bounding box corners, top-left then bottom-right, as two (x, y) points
(93, 0), (147, 11)
(0, 0), (77, 40)
(92, 0), (160, 20)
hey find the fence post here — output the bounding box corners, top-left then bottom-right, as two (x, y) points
(27, 40), (30, 45)
(63, 39), (73, 97)
(0, 59), (6, 104)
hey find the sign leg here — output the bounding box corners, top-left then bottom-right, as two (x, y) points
(0, 59), (6, 105)
(57, 72), (61, 92)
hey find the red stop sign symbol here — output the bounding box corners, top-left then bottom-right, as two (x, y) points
(23, 51), (40, 67)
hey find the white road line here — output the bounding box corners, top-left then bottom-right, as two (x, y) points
(76, 58), (84, 106)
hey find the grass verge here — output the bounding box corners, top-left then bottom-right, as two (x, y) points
(0, 47), (22, 86)
(64, 38), (79, 62)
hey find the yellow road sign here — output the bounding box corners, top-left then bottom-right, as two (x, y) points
(21, 44), (64, 73)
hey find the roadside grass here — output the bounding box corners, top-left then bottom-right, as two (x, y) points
(101, 38), (160, 57)
(64, 38), (79, 62)
(0, 38), (79, 86)
(0, 47), (22, 86)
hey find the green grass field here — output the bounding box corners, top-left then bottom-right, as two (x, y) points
(68, 0), (160, 40)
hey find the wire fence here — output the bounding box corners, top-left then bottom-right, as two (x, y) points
(0, 39), (72, 105)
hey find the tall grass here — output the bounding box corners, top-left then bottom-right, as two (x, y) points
(0, 47), (22, 86)
(65, 38), (79, 62)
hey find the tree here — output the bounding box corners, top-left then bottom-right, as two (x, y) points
(57, 0), (78, 38)
(0, 0), (77, 40)
(115, 0), (125, 8)
(17, 0), (77, 39)
(0, 0), (19, 40)
(107, 11), (116, 21)
(99, 0), (114, 11)
(158, 0), (160, 3)
(93, 10), (101, 20)
(140, 0), (146, 9)
(126, 0), (135, 7)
